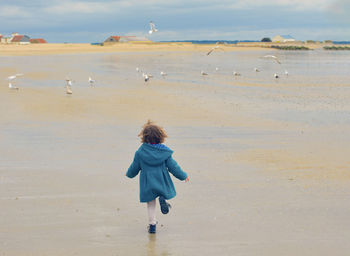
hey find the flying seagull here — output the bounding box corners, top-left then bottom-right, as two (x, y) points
(263, 55), (281, 64)
(149, 21), (158, 34)
(206, 45), (224, 56)
(6, 74), (23, 90)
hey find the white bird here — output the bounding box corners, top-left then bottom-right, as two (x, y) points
(136, 67), (140, 72)
(88, 77), (95, 86)
(233, 71), (241, 76)
(206, 45), (224, 56)
(254, 68), (260, 72)
(274, 73), (279, 79)
(263, 55), (281, 64)
(201, 71), (208, 76)
(6, 74), (23, 90)
(149, 21), (158, 34)
(65, 79), (73, 94)
(142, 72), (151, 82)
(215, 67), (219, 72)
(160, 71), (167, 77)
(284, 70), (289, 76)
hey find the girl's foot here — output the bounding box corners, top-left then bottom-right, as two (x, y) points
(159, 196), (171, 214)
(148, 224), (156, 234)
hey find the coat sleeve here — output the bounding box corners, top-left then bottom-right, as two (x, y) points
(166, 156), (188, 181)
(126, 152), (141, 178)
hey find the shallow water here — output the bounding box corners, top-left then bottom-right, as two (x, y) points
(1, 49), (350, 89)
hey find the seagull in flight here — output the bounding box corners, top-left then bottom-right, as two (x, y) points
(7, 74), (23, 90)
(263, 55), (281, 64)
(149, 21), (158, 34)
(206, 45), (224, 56)
(88, 77), (95, 86)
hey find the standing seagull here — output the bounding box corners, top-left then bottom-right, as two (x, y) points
(274, 73), (279, 79)
(142, 73), (150, 82)
(7, 74), (23, 90)
(263, 55), (281, 64)
(206, 45), (224, 56)
(149, 21), (158, 34)
(284, 70), (289, 76)
(88, 77), (95, 87)
(65, 78), (73, 94)
(160, 71), (167, 77)
(201, 71), (208, 76)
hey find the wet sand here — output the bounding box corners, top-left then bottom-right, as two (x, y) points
(1, 46), (350, 255)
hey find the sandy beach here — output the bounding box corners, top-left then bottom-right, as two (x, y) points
(1, 43), (350, 255)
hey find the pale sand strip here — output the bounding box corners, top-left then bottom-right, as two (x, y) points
(0, 43), (267, 56)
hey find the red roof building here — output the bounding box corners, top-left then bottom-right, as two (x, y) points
(30, 38), (47, 43)
(11, 35), (30, 43)
(104, 36), (121, 42)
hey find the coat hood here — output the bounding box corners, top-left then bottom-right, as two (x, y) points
(137, 143), (173, 166)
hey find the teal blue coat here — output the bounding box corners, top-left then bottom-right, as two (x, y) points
(126, 143), (188, 203)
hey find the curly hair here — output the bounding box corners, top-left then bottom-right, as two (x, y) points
(138, 120), (167, 144)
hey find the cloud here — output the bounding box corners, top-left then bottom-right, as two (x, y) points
(0, 0), (347, 42)
(0, 5), (31, 17)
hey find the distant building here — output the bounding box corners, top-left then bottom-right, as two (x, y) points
(104, 36), (121, 43)
(104, 35), (151, 43)
(30, 38), (47, 44)
(272, 35), (296, 43)
(11, 34), (31, 44)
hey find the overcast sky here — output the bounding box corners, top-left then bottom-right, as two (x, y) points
(0, 0), (349, 42)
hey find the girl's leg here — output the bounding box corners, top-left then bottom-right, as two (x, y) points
(147, 199), (157, 225)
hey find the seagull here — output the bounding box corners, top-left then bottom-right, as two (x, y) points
(142, 73), (150, 82)
(206, 45), (224, 56)
(284, 70), (289, 76)
(136, 67), (140, 72)
(263, 55), (281, 64)
(274, 73), (279, 79)
(160, 71), (167, 77)
(254, 68), (260, 72)
(201, 71), (208, 75)
(65, 78), (73, 94)
(215, 67), (219, 72)
(233, 71), (241, 76)
(149, 21), (158, 34)
(88, 77), (95, 86)
(7, 74), (23, 90)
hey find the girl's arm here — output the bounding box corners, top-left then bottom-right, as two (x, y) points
(126, 152), (141, 178)
(166, 156), (188, 181)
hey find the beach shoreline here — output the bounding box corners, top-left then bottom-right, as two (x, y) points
(0, 42), (270, 56)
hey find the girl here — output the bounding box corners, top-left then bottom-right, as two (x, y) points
(126, 121), (189, 234)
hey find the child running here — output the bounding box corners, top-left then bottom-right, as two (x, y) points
(126, 120), (189, 234)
